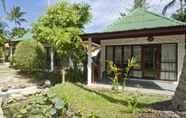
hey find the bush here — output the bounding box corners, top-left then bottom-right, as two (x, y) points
(14, 40), (47, 72)
(0, 47), (4, 63)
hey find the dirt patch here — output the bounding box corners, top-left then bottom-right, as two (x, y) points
(0, 64), (43, 89)
(139, 100), (186, 118)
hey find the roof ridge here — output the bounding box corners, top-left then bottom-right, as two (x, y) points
(141, 8), (186, 25)
(104, 8), (186, 32)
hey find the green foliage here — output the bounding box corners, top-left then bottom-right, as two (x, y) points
(106, 57), (138, 90)
(65, 66), (85, 83)
(132, 0), (147, 10)
(106, 60), (121, 91)
(10, 27), (27, 38)
(14, 40), (47, 72)
(49, 83), (168, 118)
(0, 47), (4, 58)
(172, 10), (186, 22)
(7, 5), (27, 27)
(33, 1), (91, 67)
(0, 21), (7, 46)
(127, 96), (139, 113)
(3, 93), (69, 118)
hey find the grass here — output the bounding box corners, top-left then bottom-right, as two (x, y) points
(49, 83), (170, 118)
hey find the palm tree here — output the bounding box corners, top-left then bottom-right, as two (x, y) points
(0, 0), (7, 14)
(132, 0), (147, 10)
(7, 6), (27, 61)
(8, 6), (27, 27)
(120, 0), (147, 17)
(162, 0), (186, 15)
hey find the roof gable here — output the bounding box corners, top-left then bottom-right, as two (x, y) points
(105, 8), (186, 32)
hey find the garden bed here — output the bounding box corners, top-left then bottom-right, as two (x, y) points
(3, 83), (175, 118)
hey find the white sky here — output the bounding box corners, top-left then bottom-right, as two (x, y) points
(53, 0), (180, 33)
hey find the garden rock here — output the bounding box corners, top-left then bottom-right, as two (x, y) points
(19, 84), (26, 89)
(1, 86), (8, 92)
(44, 80), (51, 87)
(39, 80), (51, 89)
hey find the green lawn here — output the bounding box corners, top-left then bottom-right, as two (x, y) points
(49, 83), (170, 118)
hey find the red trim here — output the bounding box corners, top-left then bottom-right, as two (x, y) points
(81, 26), (186, 43)
(155, 45), (161, 80)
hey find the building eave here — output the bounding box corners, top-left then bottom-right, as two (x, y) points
(81, 25), (186, 44)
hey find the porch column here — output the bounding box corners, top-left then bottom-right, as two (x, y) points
(87, 37), (92, 85)
(50, 47), (54, 72)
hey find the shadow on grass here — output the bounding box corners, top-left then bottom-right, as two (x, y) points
(16, 71), (61, 85)
(149, 99), (179, 111)
(74, 83), (149, 109)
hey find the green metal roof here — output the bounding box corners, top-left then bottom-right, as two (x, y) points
(13, 31), (33, 41)
(105, 8), (186, 32)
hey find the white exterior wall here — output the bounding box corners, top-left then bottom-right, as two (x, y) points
(100, 35), (185, 82)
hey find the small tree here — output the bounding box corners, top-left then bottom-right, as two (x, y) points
(106, 57), (138, 91)
(123, 57), (138, 89)
(33, 1), (91, 83)
(14, 40), (47, 73)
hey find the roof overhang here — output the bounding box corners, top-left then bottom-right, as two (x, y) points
(81, 26), (186, 44)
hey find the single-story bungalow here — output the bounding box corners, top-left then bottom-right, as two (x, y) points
(82, 8), (186, 85)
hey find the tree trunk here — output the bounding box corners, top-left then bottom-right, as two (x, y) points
(173, 53), (186, 111)
(61, 68), (66, 84)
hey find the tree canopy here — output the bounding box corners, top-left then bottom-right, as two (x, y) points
(33, 1), (91, 64)
(132, 0), (147, 10)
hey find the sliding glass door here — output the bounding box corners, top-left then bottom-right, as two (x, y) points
(105, 43), (177, 81)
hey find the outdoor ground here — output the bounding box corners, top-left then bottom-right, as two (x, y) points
(48, 83), (170, 118)
(0, 64), (42, 90)
(0, 64), (183, 118)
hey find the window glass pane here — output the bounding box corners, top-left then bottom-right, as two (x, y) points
(160, 72), (176, 80)
(133, 46), (141, 69)
(161, 63), (176, 72)
(161, 44), (176, 62)
(106, 46), (113, 61)
(160, 44), (177, 80)
(133, 46), (141, 62)
(115, 46), (122, 65)
(123, 46), (131, 63)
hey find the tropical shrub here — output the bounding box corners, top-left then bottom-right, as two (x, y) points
(3, 92), (99, 118)
(3, 93), (69, 118)
(0, 47), (4, 63)
(14, 40), (47, 72)
(127, 96), (139, 113)
(33, 1), (91, 82)
(106, 60), (120, 91)
(106, 57), (138, 91)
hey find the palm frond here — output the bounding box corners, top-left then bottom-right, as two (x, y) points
(1, 0), (7, 14)
(162, 0), (177, 15)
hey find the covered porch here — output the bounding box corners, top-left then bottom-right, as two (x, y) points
(82, 26), (186, 86)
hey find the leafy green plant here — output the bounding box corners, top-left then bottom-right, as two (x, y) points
(47, 93), (69, 117)
(127, 96), (139, 113)
(33, 1), (91, 83)
(14, 40), (47, 72)
(123, 56), (138, 89)
(88, 112), (99, 118)
(106, 60), (121, 91)
(0, 47), (4, 63)
(106, 57), (138, 91)
(0, 47), (4, 58)
(3, 93), (69, 118)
